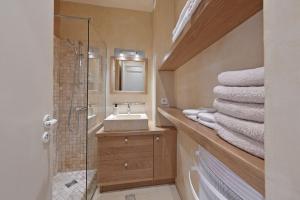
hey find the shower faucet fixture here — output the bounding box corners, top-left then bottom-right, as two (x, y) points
(127, 104), (131, 114)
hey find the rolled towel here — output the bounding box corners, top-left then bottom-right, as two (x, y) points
(184, 113), (216, 129)
(213, 99), (264, 123)
(215, 112), (264, 142)
(218, 67), (264, 87)
(214, 85), (264, 104)
(198, 119), (216, 130)
(216, 124), (264, 158)
(197, 112), (216, 123)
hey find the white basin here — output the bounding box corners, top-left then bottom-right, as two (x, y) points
(104, 113), (149, 132)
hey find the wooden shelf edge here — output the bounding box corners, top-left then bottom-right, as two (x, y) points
(157, 107), (265, 195)
(158, 0), (263, 71)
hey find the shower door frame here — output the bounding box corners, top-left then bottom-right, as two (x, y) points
(53, 14), (91, 200)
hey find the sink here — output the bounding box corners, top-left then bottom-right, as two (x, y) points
(104, 113), (149, 132)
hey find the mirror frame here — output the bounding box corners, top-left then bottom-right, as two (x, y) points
(110, 56), (148, 94)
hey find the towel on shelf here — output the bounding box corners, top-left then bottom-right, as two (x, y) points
(182, 108), (216, 116)
(198, 119), (216, 130)
(183, 109), (201, 116)
(213, 99), (264, 123)
(183, 109), (216, 129)
(197, 112), (216, 123)
(172, 0), (202, 42)
(198, 107), (217, 113)
(186, 114), (199, 122)
(216, 125), (264, 158)
(218, 67), (264, 87)
(213, 85), (265, 104)
(214, 112), (264, 142)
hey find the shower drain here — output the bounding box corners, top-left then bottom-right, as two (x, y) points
(65, 179), (78, 188)
(125, 194), (136, 200)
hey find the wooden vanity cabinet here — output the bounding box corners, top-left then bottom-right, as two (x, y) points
(96, 127), (177, 192)
(153, 129), (177, 184)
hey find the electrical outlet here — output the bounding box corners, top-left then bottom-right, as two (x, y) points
(160, 98), (169, 106)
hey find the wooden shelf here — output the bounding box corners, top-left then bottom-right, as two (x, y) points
(158, 107), (265, 195)
(159, 0), (263, 71)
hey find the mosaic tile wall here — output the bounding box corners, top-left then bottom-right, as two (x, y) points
(53, 36), (105, 176)
(54, 37), (88, 172)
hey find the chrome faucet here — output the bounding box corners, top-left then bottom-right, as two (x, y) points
(127, 103), (131, 114)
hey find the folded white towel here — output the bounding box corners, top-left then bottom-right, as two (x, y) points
(215, 113), (264, 142)
(184, 113), (216, 129)
(198, 107), (217, 113)
(198, 119), (216, 129)
(183, 109), (200, 116)
(214, 85), (264, 104)
(197, 113), (216, 123)
(216, 124), (264, 158)
(213, 99), (264, 123)
(183, 108), (216, 116)
(172, 0), (192, 35)
(218, 67), (264, 87)
(172, 0), (202, 42)
(186, 114), (198, 122)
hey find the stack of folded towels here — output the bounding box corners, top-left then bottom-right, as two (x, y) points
(213, 67), (265, 158)
(172, 0), (202, 42)
(182, 108), (217, 129)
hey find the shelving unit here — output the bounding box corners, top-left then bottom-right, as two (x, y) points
(158, 107), (265, 195)
(159, 0), (263, 71)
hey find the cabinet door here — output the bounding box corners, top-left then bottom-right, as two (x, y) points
(154, 128), (177, 183)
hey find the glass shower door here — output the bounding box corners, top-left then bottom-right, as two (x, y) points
(53, 15), (90, 200)
(86, 24), (107, 200)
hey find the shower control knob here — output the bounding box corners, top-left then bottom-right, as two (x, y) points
(124, 162), (128, 168)
(42, 132), (50, 144)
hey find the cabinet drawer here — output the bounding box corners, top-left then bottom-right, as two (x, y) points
(98, 135), (153, 161)
(99, 158), (153, 183)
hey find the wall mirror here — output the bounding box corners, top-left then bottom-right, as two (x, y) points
(110, 56), (147, 94)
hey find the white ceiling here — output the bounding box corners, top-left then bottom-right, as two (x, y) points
(62, 0), (155, 12)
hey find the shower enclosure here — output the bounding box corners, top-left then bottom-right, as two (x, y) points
(53, 15), (106, 200)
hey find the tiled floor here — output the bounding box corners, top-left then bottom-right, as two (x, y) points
(92, 184), (181, 200)
(52, 170), (97, 200)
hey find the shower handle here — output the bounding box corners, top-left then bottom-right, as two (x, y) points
(75, 107), (88, 112)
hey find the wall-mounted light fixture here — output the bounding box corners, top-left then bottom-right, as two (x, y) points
(114, 48), (145, 61)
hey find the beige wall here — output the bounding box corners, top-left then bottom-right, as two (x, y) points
(60, 2), (154, 118)
(153, 0), (176, 126)
(0, 0), (53, 199)
(264, 0), (300, 199)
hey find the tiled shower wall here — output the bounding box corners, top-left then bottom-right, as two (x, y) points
(54, 37), (88, 173)
(54, 36), (104, 175)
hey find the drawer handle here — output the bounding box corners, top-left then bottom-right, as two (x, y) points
(124, 162), (128, 168)
(124, 138), (128, 143)
(156, 136), (160, 141)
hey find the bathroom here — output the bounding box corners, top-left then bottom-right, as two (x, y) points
(1, 0), (300, 200)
